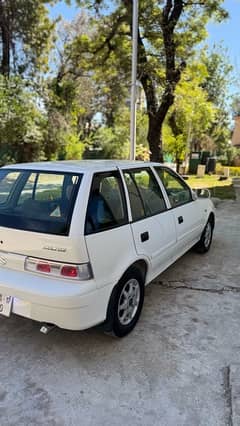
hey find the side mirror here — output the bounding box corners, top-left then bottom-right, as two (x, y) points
(191, 190), (198, 201)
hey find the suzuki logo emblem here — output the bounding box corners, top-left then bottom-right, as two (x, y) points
(0, 256), (7, 266)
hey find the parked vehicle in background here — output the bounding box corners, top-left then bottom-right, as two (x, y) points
(0, 160), (215, 337)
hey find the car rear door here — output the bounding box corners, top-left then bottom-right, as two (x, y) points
(84, 170), (137, 288)
(122, 167), (177, 281)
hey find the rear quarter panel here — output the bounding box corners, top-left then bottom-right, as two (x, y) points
(85, 224), (150, 289)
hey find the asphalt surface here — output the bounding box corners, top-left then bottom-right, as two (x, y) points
(1, 193), (240, 426)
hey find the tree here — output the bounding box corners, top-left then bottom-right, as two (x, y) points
(201, 45), (233, 109)
(42, 12), (99, 160)
(232, 96), (240, 117)
(0, 0), (55, 77)
(64, 10), (130, 129)
(0, 1), (57, 164)
(200, 45), (233, 155)
(0, 76), (46, 164)
(73, 0), (227, 161)
(165, 61), (216, 170)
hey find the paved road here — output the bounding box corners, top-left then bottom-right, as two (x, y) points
(1, 197), (240, 426)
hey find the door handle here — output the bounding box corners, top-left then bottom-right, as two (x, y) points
(141, 231), (149, 242)
(178, 216), (184, 224)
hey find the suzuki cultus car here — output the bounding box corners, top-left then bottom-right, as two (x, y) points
(0, 161), (214, 337)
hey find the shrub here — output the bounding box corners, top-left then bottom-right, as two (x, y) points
(215, 163), (240, 177)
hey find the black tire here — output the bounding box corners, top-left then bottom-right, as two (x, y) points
(104, 267), (145, 337)
(195, 219), (213, 253)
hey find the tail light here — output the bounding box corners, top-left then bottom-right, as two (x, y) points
(25, 257), (93, 281)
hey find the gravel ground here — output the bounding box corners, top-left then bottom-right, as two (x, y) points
(1, 195), (240, 426)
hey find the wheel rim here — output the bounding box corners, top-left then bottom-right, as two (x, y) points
(117, 279), (141, 326)
(204, 222), (212, 248)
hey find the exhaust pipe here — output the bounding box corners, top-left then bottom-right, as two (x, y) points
(40, 323), (56, 335)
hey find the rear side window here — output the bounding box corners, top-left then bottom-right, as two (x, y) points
(0, 169), (82, 235)
(85, 171), (128, 234)
(17, 173), (64, 206)
(155, 167), (192, 208)
(0, 172), (21, 204)
(123, 168), (166, 221)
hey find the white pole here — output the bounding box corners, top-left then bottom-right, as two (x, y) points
(130, 0), (138, 160)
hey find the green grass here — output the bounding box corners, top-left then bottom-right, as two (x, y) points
(187, 175), (236, 200)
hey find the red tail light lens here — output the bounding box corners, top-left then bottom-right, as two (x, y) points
(61, 266), (78, 277)
(37, 263), (51, 273)
(25, 257), (93, 280)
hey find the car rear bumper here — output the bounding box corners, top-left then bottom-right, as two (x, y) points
(0, 267), (112, 330)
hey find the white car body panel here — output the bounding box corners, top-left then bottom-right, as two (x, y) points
(85, 224), (143, 289)
(0, 228), (89, 265)
(130, 211), (177, 282)
(0, 267), (110, 330)
(0, 160), (215, 331)
(171, 201), (203, 251)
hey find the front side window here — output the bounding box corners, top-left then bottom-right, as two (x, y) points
(155, 167), (192, 208)
(85, 172), (128, 234)
(123, 168), (166, 221)
(0, 169), (81, 235)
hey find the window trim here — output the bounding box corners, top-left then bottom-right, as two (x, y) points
(153, 166), (194, 209)
(123, 170), (147, 220)
(123, 167), (168, 223)
(84, 170), (129, 235)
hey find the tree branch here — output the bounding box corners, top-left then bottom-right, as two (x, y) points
(93, 14), (126, 55)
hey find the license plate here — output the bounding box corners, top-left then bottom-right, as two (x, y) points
(0, 295), (13, 317)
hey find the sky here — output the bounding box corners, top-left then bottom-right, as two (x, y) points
(207, 0), (240, 87)
(49, 0), (240, 94)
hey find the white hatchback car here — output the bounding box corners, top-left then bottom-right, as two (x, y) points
(0, 160), (214, 337)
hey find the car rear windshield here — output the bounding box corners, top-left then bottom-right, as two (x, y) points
(0, 169), (82, 235)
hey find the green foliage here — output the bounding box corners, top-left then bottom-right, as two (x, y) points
(0, 1), (232, 165)
(81, 105), (149, 160)
(232, 96), (240, 117)
(163, 131), (186, 163)
(42, 13), (98, 161)
(84, 125), (129, 159)
(217, 146), (240, 166)
(201, 45), (233, 108)
(72, 0), (228, 161)
(0, 76), (46, 164)
(0, 0), (55, 77)
(200, 45), (232, 156)
(64, 133), (84, 160)
(227, 166), (240, 177)
(216, 164), (240, 177)
(166, 62), (216, 161)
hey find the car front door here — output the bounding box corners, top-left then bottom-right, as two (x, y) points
(122, 168), (177, 281)
(154, 167), (204, 254)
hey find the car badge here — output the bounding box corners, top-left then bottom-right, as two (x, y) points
(0, 256), (7, 265)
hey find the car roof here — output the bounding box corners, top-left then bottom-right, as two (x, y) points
(2, 160), (164, 173)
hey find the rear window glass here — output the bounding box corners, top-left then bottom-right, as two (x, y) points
(0, 169), (82, 235)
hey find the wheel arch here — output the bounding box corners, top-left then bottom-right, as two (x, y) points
(104, 259), (148, 331)
(208, 211), (215, 229)
(128, 259), (148, 284)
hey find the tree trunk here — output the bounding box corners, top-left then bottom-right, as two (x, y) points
(137, 1), (185, 163)
(0, 0), (10, 77)
(176, 158), (181, 173)
(147, 114), (164, 162)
